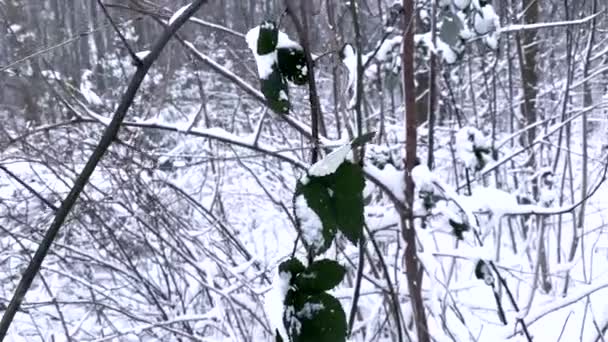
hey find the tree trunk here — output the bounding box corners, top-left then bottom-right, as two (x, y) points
(401, 1), (430, 341)
(520, 0), (539, 155)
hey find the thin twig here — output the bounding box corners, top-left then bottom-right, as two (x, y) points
(96, 0), (143, 66)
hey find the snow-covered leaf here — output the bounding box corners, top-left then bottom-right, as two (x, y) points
(256, 21), (279, 54)
(278, 47), (308, 85)
(283, 292), (347, 342)
(308, 144), (352, 177)
(279, 258), (306, 277)
(296, 159), (365, 251)
(260, 64), (290, 114)
(294, 190), (335, 256)
(266, 266), (295, 342)
(456, 126), (494, 170)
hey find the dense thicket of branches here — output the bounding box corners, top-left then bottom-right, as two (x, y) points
(1, 0), (608, 341)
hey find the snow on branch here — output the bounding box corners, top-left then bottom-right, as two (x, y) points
(500, 11), (604, 34)
(507, 276), (608, 338)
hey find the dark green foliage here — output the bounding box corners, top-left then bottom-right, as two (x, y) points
(278, 47), (308, 85)
(279, 257), (306, 277)
(279, 137), (375, 342)
(273, 258), (348, 342)
(257, 21), (278, 54)
(295, 182), (337, 256)
(295, 259), (346, 293)
(283, 291), (347, 342)
(250, 20), (313, 114)
(295, 161), (365, 255)
(261, 63), (290, 114)
(329, 163), (365, 244)
(253, 21), (290, 114)
(449, 218), (469, 240)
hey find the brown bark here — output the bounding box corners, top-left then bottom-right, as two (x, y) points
(401, 1), (430, 341)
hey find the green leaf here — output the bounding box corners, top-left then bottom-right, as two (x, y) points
(260, 64), (290, 114)
(294, 161), (366, 251)
(278, 47), (308, 85)
(279, 257), (306, 278)
(329, 162), (365, 245)
(284, 292), (347, 342)
(295, 259), (346, 293)
(257, 21), (278, 54)
(295, 181), (337, 256)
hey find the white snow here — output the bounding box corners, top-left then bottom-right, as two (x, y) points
(473, 4), (499, 35)
(453, 0), (471, 10)
(135, 50), (150, 60)
(369, 36), (402, 63)
(412, 164), (434, 193)
(364, 163), (405, 202)
(469, 186), (519, 215)
(455, 126), (490, 169)
(483, 33), (499, 50)
(168, 3), (191, 25)
(264, 270), (292, 341)
(415, 32), (458, 64)
(41, 69), (62, 80)
(279, 90), (288, 101)
(341, 37), (403, 106)
(341, 44), (358, 93)
(9, 24), (22, 33)
(296, 302), (325, 319)
(294, 194), (325, 253)
(80, 69), (103, 106)
(308, 143), (352, 177)
(277, 31), (302, 50)
(245, 26), (278, 79)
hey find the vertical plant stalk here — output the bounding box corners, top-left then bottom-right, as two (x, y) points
(401, 1), (430, 342)
(345, 3), (369, 334)
(577, 0), (597, 285)
(0, 1), (207, 338)
(560, 0), (581, 295)
(284, 0), (322, 163)
(519, 0), (539, 166)
(426, 0), (437, 169)
(349, 0), (364, 142)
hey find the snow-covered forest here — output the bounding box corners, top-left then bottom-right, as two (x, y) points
(1, 0), (608, 341)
